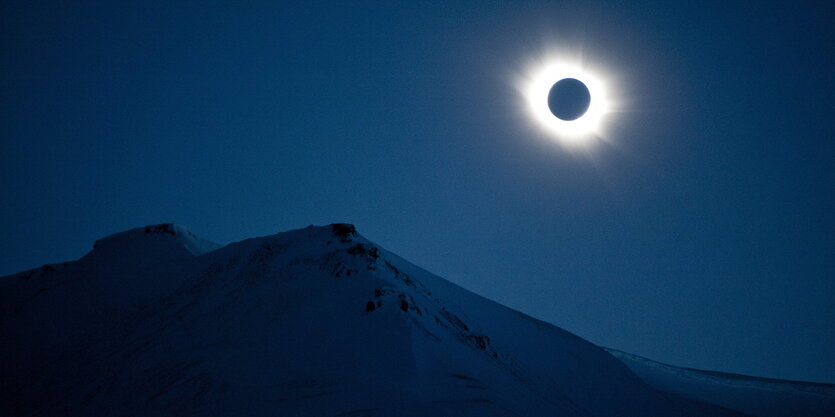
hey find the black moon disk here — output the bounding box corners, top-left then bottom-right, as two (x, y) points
(547, 78), (591, 121)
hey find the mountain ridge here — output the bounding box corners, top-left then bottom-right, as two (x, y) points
(605, 348), (835, 417)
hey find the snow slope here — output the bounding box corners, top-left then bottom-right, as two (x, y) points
(606, 349), (835, 417)
(0, 223), (823, 416)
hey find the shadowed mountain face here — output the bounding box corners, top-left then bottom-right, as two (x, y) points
(0, 224), (828, 416)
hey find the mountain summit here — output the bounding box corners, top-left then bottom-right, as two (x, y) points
(89, 223), (222, 257)
(2, 224), (832, 416)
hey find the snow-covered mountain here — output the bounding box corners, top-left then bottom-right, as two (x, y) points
(606, 349), (835, 417)
(1, 223), (831, 416)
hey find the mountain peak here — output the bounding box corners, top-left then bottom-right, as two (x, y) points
(90, 223), (221, 257)
(329, 223), (357, 240)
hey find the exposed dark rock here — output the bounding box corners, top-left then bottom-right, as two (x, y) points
(248, 243), (285, 266)
(331, 224), (357, 242)
(347, 244), (379, 261)
(384, 261), (400, 275)
(373, 288), (395, 298)
(385, 261), (413, 285)
(144, 224), (177, 236)
(467, 334), (490, 351)
(440, 308), (470, 332)
(347, 244), (367, 256)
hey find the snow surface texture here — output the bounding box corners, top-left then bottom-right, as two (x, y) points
(606, 349), (835, 417)
(1, 223), (830, 416)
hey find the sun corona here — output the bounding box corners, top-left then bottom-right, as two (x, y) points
(520, 58), (612, 146)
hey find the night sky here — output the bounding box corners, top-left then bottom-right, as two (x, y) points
(2, 1), (833, 383)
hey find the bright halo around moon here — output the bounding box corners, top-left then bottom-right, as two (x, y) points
(520, 58), (612, 146)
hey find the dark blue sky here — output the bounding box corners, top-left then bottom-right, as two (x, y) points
(2, 1), (833, 382)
